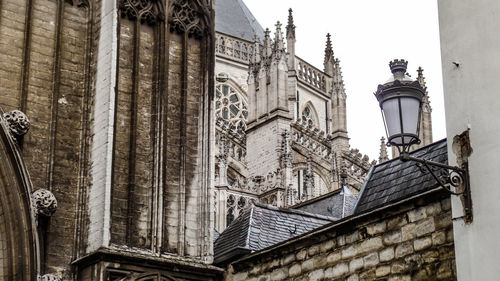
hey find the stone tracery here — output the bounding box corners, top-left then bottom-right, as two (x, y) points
(216, 84), (248, 133)
(119, 0), (165, 25)
(168, 0), (206, 37)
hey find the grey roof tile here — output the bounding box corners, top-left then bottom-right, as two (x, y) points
(214, 203), (333, 264)
(292, 188), (358, 219)
(215, 0), (265, 42)
(354, 139), (448, 214)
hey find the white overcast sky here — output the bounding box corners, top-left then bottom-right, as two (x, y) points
(244, 0), (445, 161)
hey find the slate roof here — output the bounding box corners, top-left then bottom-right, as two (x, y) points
(215, 0), (265, 42)
(353, 139), (448, 214)
(293, 187), (358, 219)
(214, 203), (333, 264)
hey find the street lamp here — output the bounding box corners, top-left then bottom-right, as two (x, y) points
(375, 59), (473, 222)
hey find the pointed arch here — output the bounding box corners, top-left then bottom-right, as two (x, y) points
(168, 0), (215, 38)
(215, 80), (249, 132)
(292, 162), (332, 197)
(300, 101), (319, 128)
(0, 113), (40, 280)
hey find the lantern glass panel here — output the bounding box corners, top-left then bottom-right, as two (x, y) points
(381, 98), (402, 143)
(400, 96), (420, 139)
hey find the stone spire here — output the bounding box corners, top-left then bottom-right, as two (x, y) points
(379, 137), (389, 163)
(417, 66), (427, 89)
(274, 21), (285, 55)
(324, 33), (335, 76)
(416, 67), (433, 147)
(281, 130), (296, 206)
(333, 58), (346, 97)
(251, 35), (261, 65)
(286, 8), (296, 70)
(263, 28), (272, 58)
(286, 8), (295, 40)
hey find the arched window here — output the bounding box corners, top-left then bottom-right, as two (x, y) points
(302, 105), (316, 127)
(218, 36), (225, 53)
(216, 84), (248, 132)
(226, 195), (235, 225)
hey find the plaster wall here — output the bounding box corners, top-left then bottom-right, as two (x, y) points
(438, 1), (500, 279)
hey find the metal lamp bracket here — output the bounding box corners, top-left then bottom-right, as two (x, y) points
(400, 153), (472, 223)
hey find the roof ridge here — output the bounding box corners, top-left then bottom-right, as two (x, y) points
(291, 188), (343, 209)
(244, 205), (254, 250)
(253, 202), (335, 222)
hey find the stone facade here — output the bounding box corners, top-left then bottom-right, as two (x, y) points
(225, 192), (456, 281)
(213, 5), (379, 233)
(0, 0), (222, 280)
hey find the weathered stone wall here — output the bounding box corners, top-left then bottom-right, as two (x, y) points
(246, 118), (290, 178)
(226, 194), (456, 281)
(1, 0), (216, 279)
(0, 0), (95, 278)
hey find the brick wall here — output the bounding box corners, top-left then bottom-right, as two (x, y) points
(226, 193), (456, 281)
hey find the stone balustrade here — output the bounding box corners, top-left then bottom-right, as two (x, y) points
(296, 57), (327, 92)
(216, 33), (254, 63)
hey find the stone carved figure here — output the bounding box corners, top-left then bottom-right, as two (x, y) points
(32, 188), (58, 217)
(3, 110), (30, 139)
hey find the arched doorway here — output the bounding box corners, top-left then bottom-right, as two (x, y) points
(0, 112), (40, 280)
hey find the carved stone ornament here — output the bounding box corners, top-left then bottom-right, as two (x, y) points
(120, 0), (165, 25)
(168, 0), (205, 37)
(41, 274), (62, 281)
(32, 189), (58, 217)
(3, 110), (30, 139)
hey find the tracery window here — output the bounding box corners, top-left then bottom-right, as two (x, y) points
(216, 84), (248, 132)
(226, 194), (252, 227)
(302, 105), (315, 127)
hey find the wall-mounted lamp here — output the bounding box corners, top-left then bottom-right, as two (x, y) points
(375, 59), (472, 222)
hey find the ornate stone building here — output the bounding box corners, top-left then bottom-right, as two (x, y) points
(0, 0), (222, 280)
(213, 0), (380, 233)
(0, 0), (437, 279)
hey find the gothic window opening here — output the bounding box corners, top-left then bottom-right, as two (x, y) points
(302, 105), (316, 127)
(216, 84), (248, 132)
(226, 195), (235, 226)
(296, 169), (306, 198)
(234, 42), (240, 59)
(218, 36), (225, 53)
(237, 197), (247, 209)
